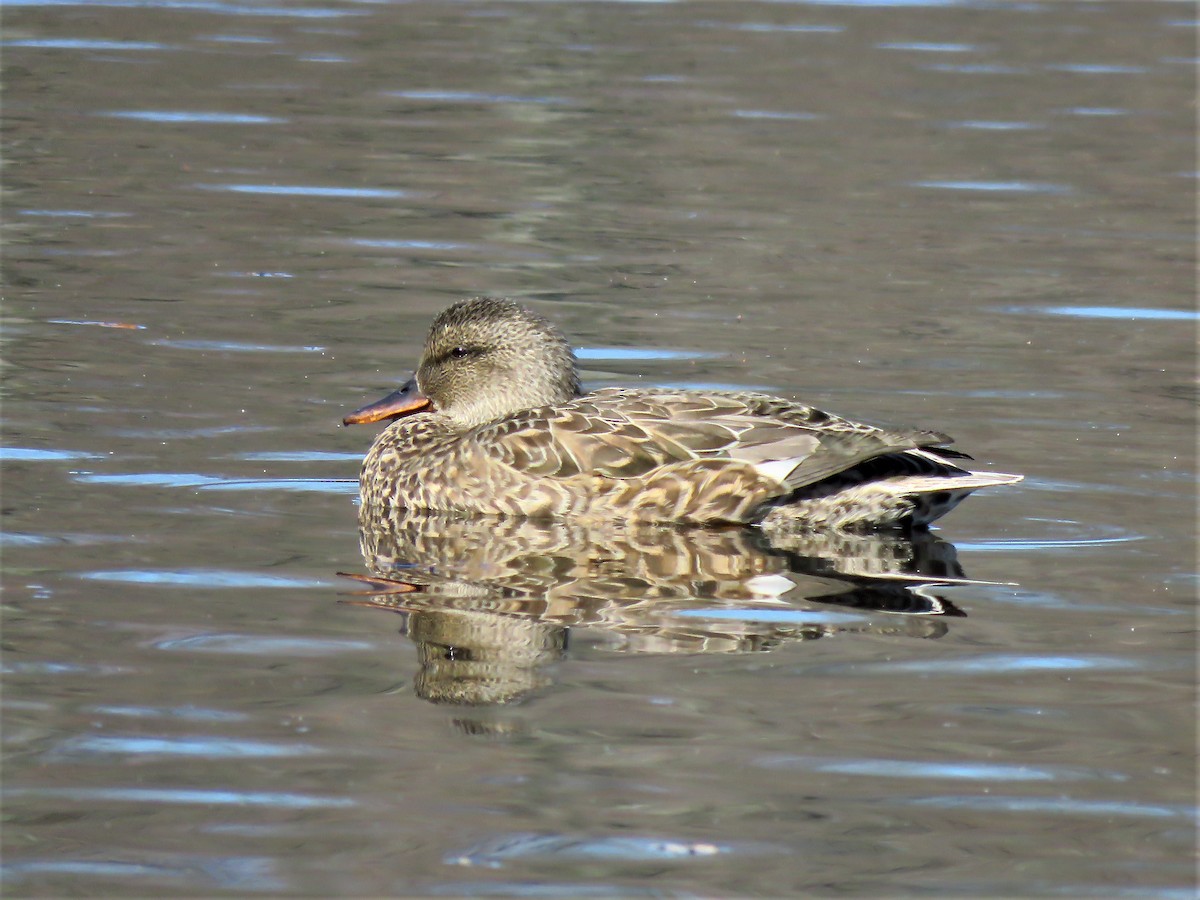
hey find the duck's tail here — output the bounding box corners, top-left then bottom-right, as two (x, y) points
(760, 449), (1023, 532)
(884, 469), (1023, 528)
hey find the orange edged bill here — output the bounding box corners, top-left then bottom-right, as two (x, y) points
(343, 377), (432, 426)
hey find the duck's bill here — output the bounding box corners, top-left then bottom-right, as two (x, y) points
(343, 378), (432, 425)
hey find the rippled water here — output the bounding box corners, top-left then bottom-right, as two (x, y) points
(3, 1), (1195, 896)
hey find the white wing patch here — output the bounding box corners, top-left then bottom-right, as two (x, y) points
(752, 457), (803, 485)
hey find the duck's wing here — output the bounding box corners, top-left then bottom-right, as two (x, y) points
(703, 391), (955, 491)
(476, 388), (952, 490)
(475, 391), (740, 480)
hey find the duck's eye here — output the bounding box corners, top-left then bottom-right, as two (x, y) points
(450, 346), (471, 360)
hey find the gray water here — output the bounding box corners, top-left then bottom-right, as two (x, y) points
(3, 1), (1196, 896)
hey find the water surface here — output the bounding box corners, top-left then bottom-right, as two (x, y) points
(3, 1), (1194, 896)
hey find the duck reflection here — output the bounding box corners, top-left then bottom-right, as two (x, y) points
(345, 509), (986, 707)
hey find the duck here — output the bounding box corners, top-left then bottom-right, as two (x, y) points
(343, 297), (1022, 531)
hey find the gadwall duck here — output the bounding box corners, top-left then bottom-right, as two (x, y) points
(344, 297), (1021, 530)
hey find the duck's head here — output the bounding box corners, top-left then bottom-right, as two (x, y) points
(343, 297), (581, 430)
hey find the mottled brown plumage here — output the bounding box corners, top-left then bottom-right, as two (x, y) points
(344, 297), (1022, 530)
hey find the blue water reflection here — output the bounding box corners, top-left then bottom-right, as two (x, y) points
(198, 184), (409, 199)
(78, 569), (330, 587)
(901, 795), (1197, 821)
(810, 653), (1144, 675)
(152, 633), (376, 654)
(2, 38), (171, 49)
(912, 180), (1073, 193)
(757, 755), (1126, 782)
(52, 733), (323, 759)
(442, 832), (781, 868)
(100, 110), (286, 124)
(5, 786), (355, 809)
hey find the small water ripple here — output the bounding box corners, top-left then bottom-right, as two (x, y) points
(3, 37), (172, 50)
(954, 518), (1145, 553)
(577, 347), (721, 361)
(808, 653), (1143, 677)
(349, 238), (473, 251)
(898, 794), (1197, 821)
(926, 63), (1028, 74)
(99, 110), (286, 124)
(0, 531), (135, 547)
(955, 535), (1145, 552)
(756, 755), (1126, 782)
(47, 317), (145, 328)
(51, 733), (324, 759)
(444, 832), (782, 869)
(2, 660), (132, 677)
(2, 448), (106, 461)
(151, 633), (376, 655)
(148, 338), (325, 352)
(0, 857), (287, 892)
(197, 33), (277, 44)
(912, 179), (1073, 194)
(87, 704), (249, 722)
(20, 209), (130, 218)
(103, 425), (277, 438)
(77, 569), (330, 588)
(1062, 106), (1128, 116)
(1004, 305), (1198, 321)
(697, 21), (844, 34)
(943, 119), (1041, 130)
(800, 0), (989, 6)
(74, 472), (227, 487)
(196, 478), (358, 493)
(879, 41), (977, 52)
(1048, 63), (1149, 74)
(233, 451), (361, 462)
(385, 89), (571, 106)
(73, 471), (357, 493)
(1, 533), (57, 547)
(217, 270), (295, 278)
(1, 0), (363, 18)
(197, 183), (409, 199)
(429, 881), (662, 898)
(732, 109), (822, 121)
(3, 785), (355, 809)
(2, 860), (181, 880)
(982, 587), (1186, 615)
